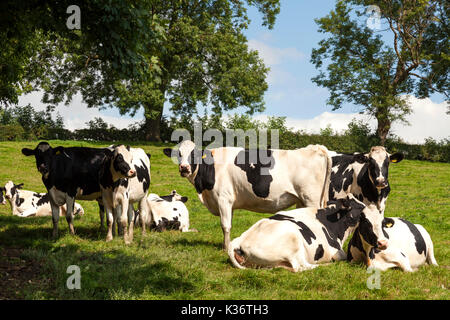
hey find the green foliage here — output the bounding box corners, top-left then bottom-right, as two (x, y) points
(311, 0), (449, 144)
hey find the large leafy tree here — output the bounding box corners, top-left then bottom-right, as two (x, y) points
(42, 0), (280, 141)
(311, 0), (449, 145)
(0, 0), (162, 106)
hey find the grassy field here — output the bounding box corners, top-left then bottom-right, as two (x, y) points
(0, 140), (449, 300)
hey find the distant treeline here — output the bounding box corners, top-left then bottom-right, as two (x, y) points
(0, 105), (448, 163)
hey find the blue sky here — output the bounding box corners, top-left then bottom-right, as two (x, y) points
(20, 1), (449, 143)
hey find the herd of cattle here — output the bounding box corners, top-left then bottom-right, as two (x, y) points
(0, 141), (438, 273)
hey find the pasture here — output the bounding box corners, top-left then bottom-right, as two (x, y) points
(0, 140), (448, 300)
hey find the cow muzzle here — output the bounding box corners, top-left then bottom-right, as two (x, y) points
(376, 239), (388, 250)
(127, 169), (136, 178)
(179, 164), (191, 177)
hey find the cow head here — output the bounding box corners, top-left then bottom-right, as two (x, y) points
(169, 190), (188, 203)
(163, 140), (203, 178)
(110, 145), (136, 179)
(355, 201), (389, 251)
(21, 142), (64, 179)
(3, 181), (24, 201)
(354, 146), (404, 190)
(0, 187), (5, 205)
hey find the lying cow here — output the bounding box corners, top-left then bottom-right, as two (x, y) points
(21, 142), (138, 239)
(328, 146), (404, 214)
(228, 194), (385, 272)
(347, 217), (438, 272)
(135, 190), (195, 232)
(164, 140), (332, 250)
(99, 145), (151, 243)
(3, 181), (84, 217)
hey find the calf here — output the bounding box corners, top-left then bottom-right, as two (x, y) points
(328, 146), (404, 214)
(21, 142), (134, 238)
(228, 195), (386, 272)
(99, 146), (151, 243)
(348, 217), (438, 272)
(135, 190), (195, 232)
(2, 181), (84, 217)
(164, 140), (332, 250)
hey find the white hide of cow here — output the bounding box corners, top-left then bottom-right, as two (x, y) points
(228, 194), (386, 272)
(135, 191), (195, 232)
(164, 141), (332, 251)
(348, 217), (438, 272)
(3, 181), (84, 217)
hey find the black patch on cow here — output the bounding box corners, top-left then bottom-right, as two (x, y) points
(368, 247), (376, 259)
(15, 196), (24, 207)
(321, 227), (340, 250)
(113, 153), (131, 176)
(401, 252), (406, 258)
(234, 149), (275, 198)
(193, 149), (215, 194)
(314, 244), (324, 261)
(358, 213), (379, 247)
(36, 193), (50, 206)
(329, 155), (355, 199)
(151, 217), (181, 232)
(134, 159), (150, 193)
(347, 230), (364, 261)
(399, 218), (426, 255)
(173, 207), (178, 211)
(113, 178), (129, 189)
(268, 214), (316, 245)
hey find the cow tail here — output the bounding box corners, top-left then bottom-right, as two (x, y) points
(228, 238), (246, 269)
(320, 147), (333, 208)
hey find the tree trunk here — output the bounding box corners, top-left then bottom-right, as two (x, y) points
(376, 117), (391, 146)
(144, 109), (162, 142)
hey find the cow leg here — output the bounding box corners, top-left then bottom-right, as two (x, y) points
(137, 197), (148, 237)
(97, 198), (105, 230)
(50, 201), (61, 239)
(218, 201), (233, 251)
(119, 198), (131, 244)
(127, 203), (135, 240)
(105, 204), (115, 242)
(65, 196), (76, 235)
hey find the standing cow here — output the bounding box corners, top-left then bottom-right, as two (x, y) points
(0, 187), (6, 205)
(328, 146), (404, 214)
(348, 217), (438, 272)
(228, 194), (386, 272)
(163, 140), (332, 250)
(99, 146), (151, 243)
(21, 142), (135, 239)
(2, 181), (84, 217)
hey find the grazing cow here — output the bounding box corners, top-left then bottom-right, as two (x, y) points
(163, 140), (332, 250)
(228, 194), (386, 272)
(348, 217), (438, 272)
(2, 181), (84, 217)
(328, 146), (404, 214)
(21, 142), (135, 239)
(99, 146), (151, 243)
(135, 190), (195, 232)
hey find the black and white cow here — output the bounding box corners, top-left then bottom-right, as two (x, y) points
(164, 140), (332, 250)
(348, 217), (438, 272)
(99, 146), (151, 243)
(328, 146), (404, 214)
(135, 190), (195, 232)
(0, 187), (5, 205)
(228, 194), (386, 272)
(3, 181), (84, 217)
(21, 142), (135, 238)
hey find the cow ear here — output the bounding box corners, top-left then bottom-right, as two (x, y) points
(389, 152), (404, 163)
(126, 145), (131, 151)
(21, 148), (35, 156)
(146, 153), (151, 159)
(54, 146), (65, 156)
(353, 153), (369, 163)
(383, 217), (395, 228)
(15, 183), (24, 189)
(163, 148), (173, 158)
(180, 196), (188, 203)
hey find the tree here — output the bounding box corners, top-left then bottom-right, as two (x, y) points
(311, 0), (449, 145)
(96, 0), (280, 141)
(0, 0), (162, 106)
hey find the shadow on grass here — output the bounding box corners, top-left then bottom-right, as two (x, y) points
(172, 238), (223, 250)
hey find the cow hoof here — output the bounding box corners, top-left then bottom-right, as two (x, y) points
(106, 235), (113, 242)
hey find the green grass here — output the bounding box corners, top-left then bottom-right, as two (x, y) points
(0, 140), (449, 300)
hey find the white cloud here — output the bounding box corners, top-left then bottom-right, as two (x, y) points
(248, 39), (304, 66)
(255, 96), (449, 144)
(17, 91), (143, 131)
